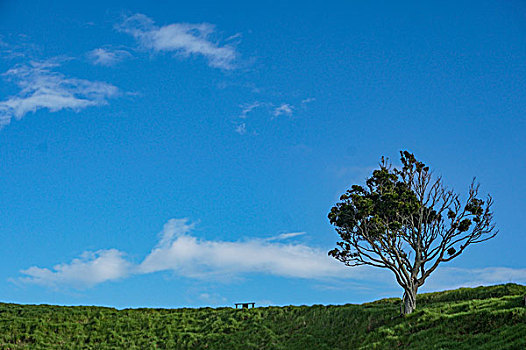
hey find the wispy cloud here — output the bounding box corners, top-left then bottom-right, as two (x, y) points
(234, 101), (263, 134)
(234, 122), (247, 135)
(0, 35), (41, 60)
(117, 13), (237, 70)
(238, 101), (263, 119)
(0, 60), (119, 127)
(87, 47), (132, 66)
(273, 103), (293, 118)
(18, 249), (132, 289)
(234, 101), (297, 134)
(234, 101), (262, 135)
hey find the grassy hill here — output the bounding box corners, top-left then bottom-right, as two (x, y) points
(1, 283), (525, 349)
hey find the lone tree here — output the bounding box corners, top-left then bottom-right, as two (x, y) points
(328, 151), (497, 315)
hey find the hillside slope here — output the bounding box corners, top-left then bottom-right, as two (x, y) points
(1, 284), (525, 349)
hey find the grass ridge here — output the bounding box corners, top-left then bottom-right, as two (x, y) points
(1, 283), (525, 349)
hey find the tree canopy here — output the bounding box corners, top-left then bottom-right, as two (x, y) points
(328, 151), (497, 314)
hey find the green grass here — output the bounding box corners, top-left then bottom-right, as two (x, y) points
(1, 283), (525, 349)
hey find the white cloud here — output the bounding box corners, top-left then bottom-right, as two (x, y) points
(15, 219), (353, 289)
(155, 218), (196, 247)
(19, 249), (132, 289)
(138, 219), (349, 280)
(0, 60), (119, 127)
(15, 218), (526, 291)
(88, 47), (131, 66)
(117, 14), (237, 69)
(273, 103), (293, 117)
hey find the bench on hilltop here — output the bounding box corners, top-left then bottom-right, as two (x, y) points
(235, 302), (255, 309)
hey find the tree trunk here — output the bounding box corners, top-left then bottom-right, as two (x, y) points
(402, 286), (418, 315)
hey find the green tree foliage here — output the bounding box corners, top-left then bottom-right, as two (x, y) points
(328, 151), (497, 314)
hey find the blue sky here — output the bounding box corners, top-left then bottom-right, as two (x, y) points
(0, 0), (525, 308)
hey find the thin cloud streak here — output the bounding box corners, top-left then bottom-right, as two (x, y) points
(266, 232), (307, 241)
(301, 97), (315, 104)
(0, 60), (119, 127)
(117, 13), (237, 69)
